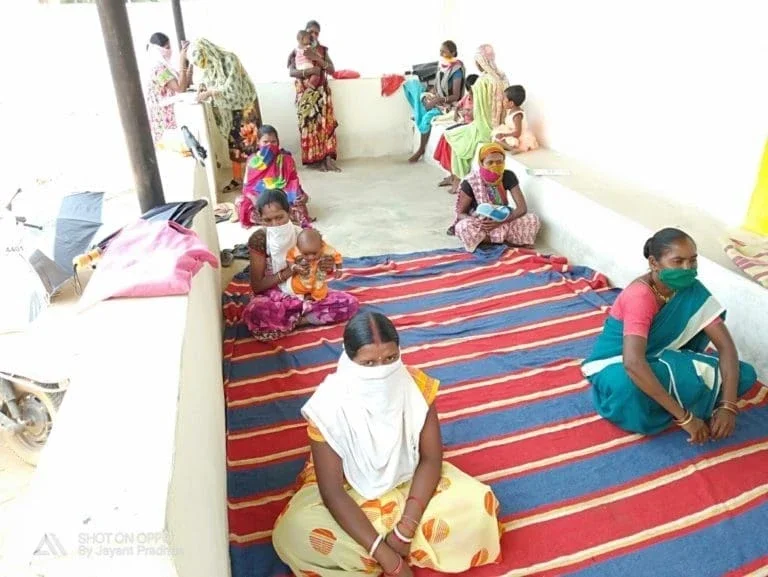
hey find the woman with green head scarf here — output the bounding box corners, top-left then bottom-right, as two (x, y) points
(190, 38), (262, 191)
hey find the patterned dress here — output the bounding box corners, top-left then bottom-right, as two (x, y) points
(240, 230), (358, 342)
(291, 45), (339, 165)
(273, 368), (502, 575)
(145, 61), (178, 143)
(454, 169), (541, 252)
(189, 38), (262, 163)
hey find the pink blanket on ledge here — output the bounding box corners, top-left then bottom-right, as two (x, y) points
(80, 220), (218, 308)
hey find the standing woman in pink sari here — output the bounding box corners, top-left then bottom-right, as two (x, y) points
(237, 125), (314, 228)
(287, 20), (341, 172)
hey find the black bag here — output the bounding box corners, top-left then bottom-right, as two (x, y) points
(411, 61), (438, 84)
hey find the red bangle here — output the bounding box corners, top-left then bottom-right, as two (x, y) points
(383, 556), (403, 576)
(406, 496), (424, 512)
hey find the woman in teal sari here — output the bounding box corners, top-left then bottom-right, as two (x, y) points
(582, 228), (758, 444)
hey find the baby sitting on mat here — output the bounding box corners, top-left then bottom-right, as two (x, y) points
(286, 229), (343, 300)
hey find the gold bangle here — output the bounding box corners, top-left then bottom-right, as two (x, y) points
(675, 410), (693, 427)
(715, 404), (739, 417)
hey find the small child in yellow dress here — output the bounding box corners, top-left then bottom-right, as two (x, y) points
(492, 85), (539, 154)
(286, 229), (343, 301)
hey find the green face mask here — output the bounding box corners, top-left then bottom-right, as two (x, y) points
(659, 267), (698, 290)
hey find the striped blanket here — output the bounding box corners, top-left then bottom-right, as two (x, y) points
(222, 247), (768, 577)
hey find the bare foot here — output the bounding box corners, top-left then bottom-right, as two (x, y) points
(438, 176), (453, 187)
(408, 151), (424, 163)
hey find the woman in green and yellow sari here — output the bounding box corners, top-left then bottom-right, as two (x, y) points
(190, 38), (262, 192)
(582, 228), (758, 443)
(442, 44), (508, 191)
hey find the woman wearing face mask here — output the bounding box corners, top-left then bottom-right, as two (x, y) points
(407, 40), (465, 164)
(435, 44), (508, 193)
(238, 125), (314, 228)
(582, 228), (758, 444)
(287, 20), (341, 172)
(243, 189), (357, 341)
(144, 32), (192, 143)
(273, 312), (502, 576)
(450, 143), (540, 250)
(189, 38), (262, 193)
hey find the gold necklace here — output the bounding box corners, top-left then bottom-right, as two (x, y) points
(647, 276), (673, 304)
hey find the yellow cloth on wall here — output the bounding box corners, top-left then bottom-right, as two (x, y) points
(744, 138), (768, 235)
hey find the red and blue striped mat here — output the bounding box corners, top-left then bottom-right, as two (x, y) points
(222, 246), (768, 577)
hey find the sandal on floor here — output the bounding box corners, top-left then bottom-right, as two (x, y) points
(232, 244), (250, 260)
(220, 249), (234, 267)
(222, 180), (241, 194)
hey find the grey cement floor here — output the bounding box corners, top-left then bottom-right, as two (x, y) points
(217, 156), (469, 287)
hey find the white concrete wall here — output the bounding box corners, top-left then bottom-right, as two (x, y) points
(164, 165), (229, 577)
(7, 107), (229, 577)
(443, 0), (768, 227)
(255, 79), (413, 161)
(505, 153), (768, 379)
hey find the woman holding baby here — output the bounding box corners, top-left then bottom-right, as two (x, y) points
(243, 190), (358, 341)
(288, 20), (341, 172)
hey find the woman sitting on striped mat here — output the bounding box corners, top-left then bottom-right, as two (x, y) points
(582, 228), (758, 443)
(273, 312), (502, 576)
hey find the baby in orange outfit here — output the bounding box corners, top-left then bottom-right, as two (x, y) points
(286, 229), (343, 301)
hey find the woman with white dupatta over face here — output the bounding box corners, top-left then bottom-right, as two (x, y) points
(273, 312), (502, 576)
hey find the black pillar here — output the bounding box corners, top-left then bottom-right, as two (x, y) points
(171, 0), (186, 48)
(96, 0), (165, 213)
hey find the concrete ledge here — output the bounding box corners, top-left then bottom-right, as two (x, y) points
(6, 125), (229, 577)
(421, 132), (767, 378)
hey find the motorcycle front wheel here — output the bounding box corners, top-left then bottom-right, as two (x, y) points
(3, 389), (62, 466)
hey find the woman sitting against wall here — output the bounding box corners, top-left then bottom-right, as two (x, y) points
(450, 143), (540, 251)
(433, 44), (508, 194)
(408, 40), (466, 163)
(582, 228), (758, 443)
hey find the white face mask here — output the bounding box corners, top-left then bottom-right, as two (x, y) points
(265, 221), (297, 274)
(345, 353), (404, 382)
